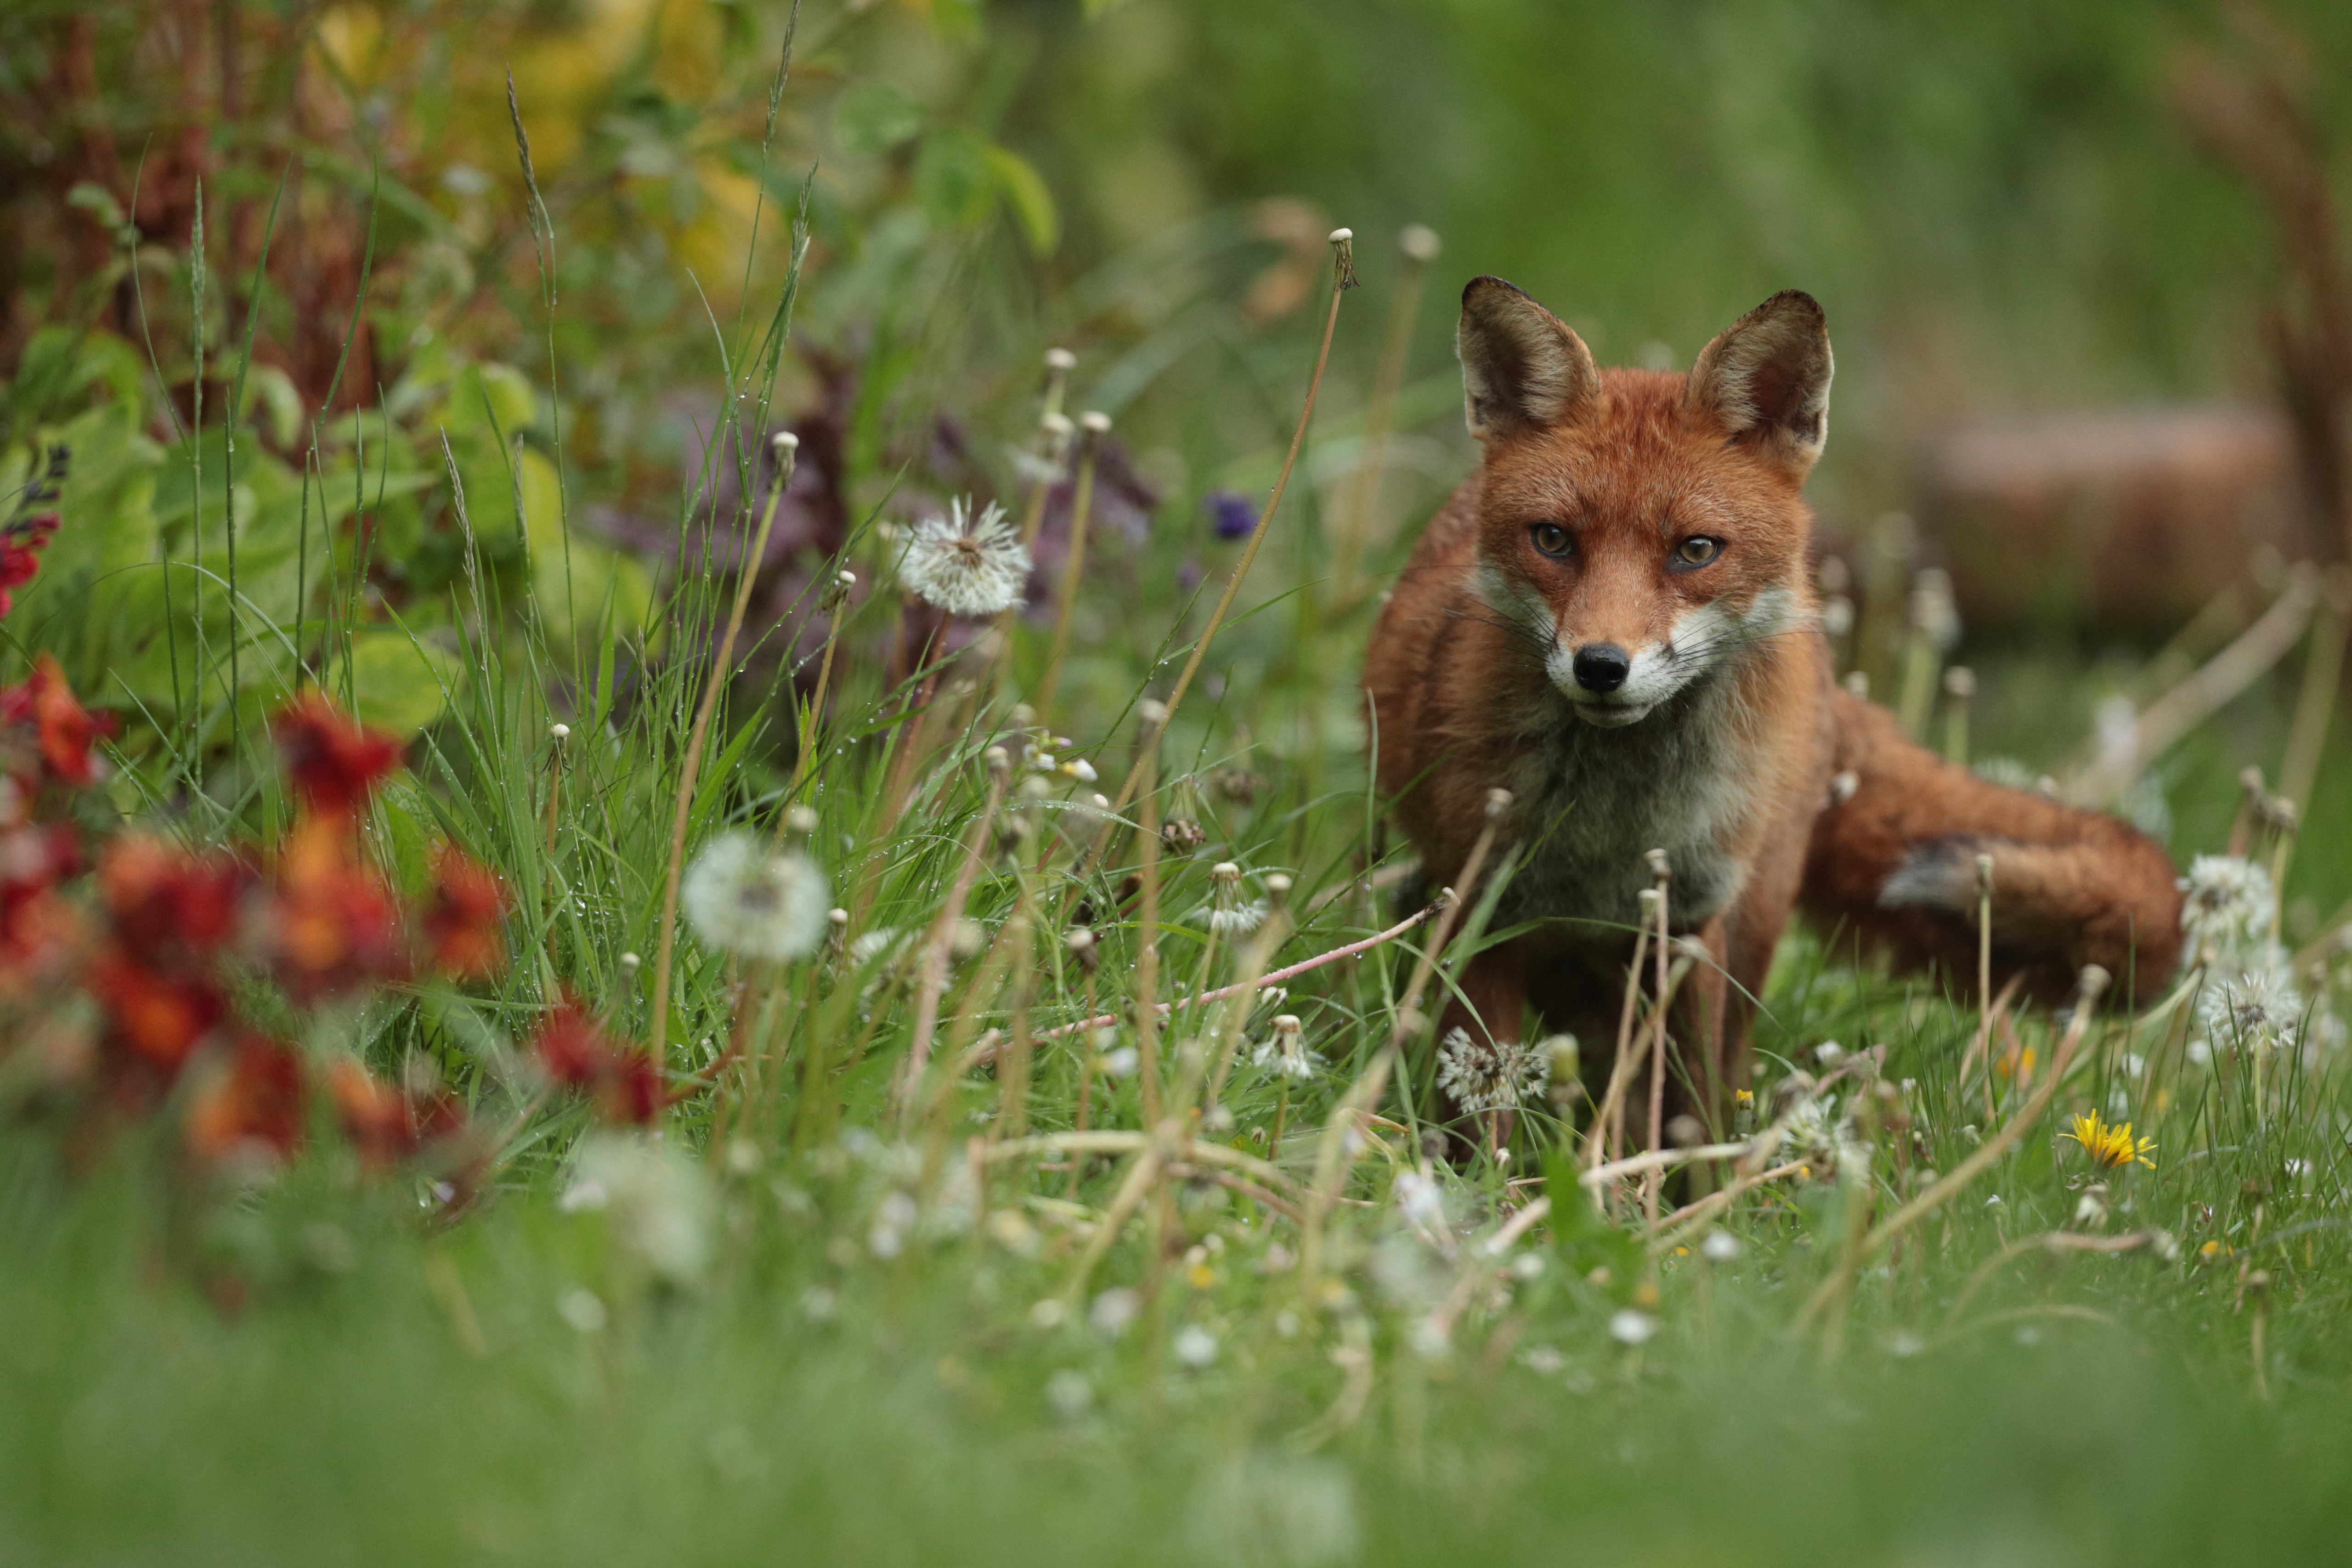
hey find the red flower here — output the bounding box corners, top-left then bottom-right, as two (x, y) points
(87, 949), (226, 1074)
(532, 997), (661, 1125)
(99, 834), (249, 957)
(0, 510), (57, 617)
(0, 821), (82, 974)
(272, 693), (401, 817)
(186, 1036), (306, 1164)
(0, 655), (104, 787)
(325, 1058), (469, 1168)
(421, 846), (506, 979)
(265, 816), (405, 1002)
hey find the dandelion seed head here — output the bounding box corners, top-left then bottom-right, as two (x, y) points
(898, 497), (1029, 618)
(1436, 1025), (1548, 1114)
(681, 834), (830, 961)
(2180, 854), (2276, 962)
(1251, 1013), (1320, 1081)
(2197, 958), (2301, 1047)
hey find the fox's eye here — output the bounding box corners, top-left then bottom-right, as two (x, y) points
(1674, 536), (1722, 569)
(1531, 523), (1574, 559)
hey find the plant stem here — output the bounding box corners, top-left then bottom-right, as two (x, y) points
(649, 434), (796, 1095)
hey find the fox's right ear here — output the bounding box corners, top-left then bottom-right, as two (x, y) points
(1457, 277), (1600, 442)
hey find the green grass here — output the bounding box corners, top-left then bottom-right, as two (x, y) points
(12, 7), (2352, 1562)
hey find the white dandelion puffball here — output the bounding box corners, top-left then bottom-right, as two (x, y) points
(2196, 958), (2302, 1047)
(2179, 854), (2276, 962)
(1436, 1025), (1548, 1114)
(1251, 1014), (1321, 1082)
(681, 833), (830, 961)
(897, 496), (1030, 618)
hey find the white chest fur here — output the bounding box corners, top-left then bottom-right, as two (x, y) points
(1489, 673), (1761, 936)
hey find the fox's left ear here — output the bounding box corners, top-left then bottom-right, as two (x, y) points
(1686, 290), (1833, 475)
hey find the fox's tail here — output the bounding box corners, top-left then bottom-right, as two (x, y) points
(1799, 690), (2184, 1007)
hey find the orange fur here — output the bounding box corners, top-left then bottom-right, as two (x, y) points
(1364, 278), (2183, 1136)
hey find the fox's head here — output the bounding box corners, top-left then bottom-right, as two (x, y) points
(1456, 278), (1831, 727)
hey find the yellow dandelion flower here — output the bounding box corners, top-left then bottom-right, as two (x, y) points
(1736, 1089), (1754, 1107)
(2062, 1111), (2155, 1170)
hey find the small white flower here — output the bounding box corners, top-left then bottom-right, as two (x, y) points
(1098, 1045), (1140, 1079)
(2179, 855), (2276, 963)
(1063, 757), (1098, 783)
(1699, 1229), (1742, 1263)
(681, 833), (830, 961)
(1391, 1168), (1448, 1232)
(1046, 1368), (1093, 1418)
(897, 496), (1029, 617)
(1250, 1014), (1320, 1081)
(567, 1133), (714, 1285)
(1436, 1026), (1549, 1114)
(1173, 1324), (1219, 1368)
(556, 1287), (608, 1333)
(1090, 1286), (1141, 1337)
(1608, 1308), (1659, 1347)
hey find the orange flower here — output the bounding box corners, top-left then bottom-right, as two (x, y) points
(186, 1036), (306, 1163)
(0, 655), (105, 787)
(325, 1058), (469, 1168)
(271, 692), (401, 817)
(87, 949), (226, 1074)
(99, 834), (249, 956)
(421, 847), (506, 979)
(266, 816), (404, 1002)
(0, 821), (82, 974)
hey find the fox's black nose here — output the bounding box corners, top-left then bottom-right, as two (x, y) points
(1571, 643), (1631, 694)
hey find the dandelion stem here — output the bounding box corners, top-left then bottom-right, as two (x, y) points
(1030, 414), (1103, 718)
(1329, 226), (1435, 610)
(897, 750), (1012, 1125)
(649, 434), (796, 1094)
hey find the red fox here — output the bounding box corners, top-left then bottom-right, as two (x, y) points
(1363, 277), (2184, 1130)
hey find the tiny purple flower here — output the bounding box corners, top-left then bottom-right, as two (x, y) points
(1206, 490), (1259, 542)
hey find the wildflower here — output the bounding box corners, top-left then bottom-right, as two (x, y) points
(1608, 1308), (1659, 1347)
(0, 500), (59, 617)
(897, 496), (1029, 617)
(1173, 1324), (1219, 1368)
(1203, 861), (1269, 937)
(0, 655), (106, 787)
(266, 816), (405, 1002)
(272, 692), (401, 817)
(533, 998), (661, 1125)
(185, 1036), (306, 1165)
(98, 835), (246, 957)
(2062, 1112), (2155, 1170)
(2197, 960), (2301, 1048)
(87, 949), (225, 1076)
(1205, 489), (1259, 542)
(326, 1058), (467, 1168)
(421, 846), (506, 978)
(556, 1288), (608, 1333)
(1436, 1025), (1548, 1114)
(1699, 1229), (1742, 1263)
(2179, 854), (2276, 963)
(680, 833), (829, 962)
(1251, 1013), (1321, 1081)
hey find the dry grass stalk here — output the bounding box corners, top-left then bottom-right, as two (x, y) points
(1298, 786), (1507, 1286)
(650, 432), (797, 1091)
(896, 747), (1013, 1123)
(1029, 411), (1107, 718)
(1329, 223), (1439, 607)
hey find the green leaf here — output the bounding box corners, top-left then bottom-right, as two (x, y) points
(984, 145), (1060, 255)
(834, 82), (927, 158)
(913, 128), (992, 231)
(345, 628), (458, 736)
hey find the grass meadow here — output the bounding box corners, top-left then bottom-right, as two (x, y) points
(7, 4), (2352, 1563)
